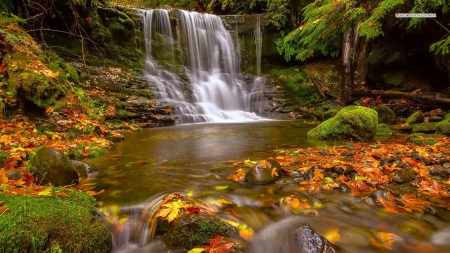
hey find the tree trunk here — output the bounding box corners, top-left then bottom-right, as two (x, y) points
(341, 29), (353, 105)
(352, 88), (450, 107)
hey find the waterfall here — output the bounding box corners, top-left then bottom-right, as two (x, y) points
(138, 9), (266, 124)
(255, 14), (263, 76)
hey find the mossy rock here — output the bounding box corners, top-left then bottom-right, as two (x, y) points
(405, 133), (446, 145)
(372, 105), (396, 125)
(323, 107), (343, 121)
(307, 106), (378, 141)
(163, 214), (231, 249)
(445, 114), (450, 120)
(0, 190), (111, 252)
(376, 123), (392, 135)
(405, 111), (424, 124)
(383, 70), (405, 87)
(27, 147), (79, 186)
(435, 119), (450, 136)
(429, 116), (444, 122)
(412, 122), (437, 134)
(245, 161), (281, 185)
(392, 124), (413, 133)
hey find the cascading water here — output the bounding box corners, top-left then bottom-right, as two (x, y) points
(139, 9), (265, 123)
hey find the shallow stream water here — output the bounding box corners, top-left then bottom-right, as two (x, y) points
(84, 121), (450, 253)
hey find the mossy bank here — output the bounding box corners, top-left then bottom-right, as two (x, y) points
(0, 189), (111, 253)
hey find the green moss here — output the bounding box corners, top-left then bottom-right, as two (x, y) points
(435, 119), (450, 136)
(405, 111), (424, 124)
(269, 67), (320, 107)
(412, 122), (437, 134)
(0, 152), (9, 168)
(376, 123), (392, 135)
(0, 190), (110, 252)
(383, 70), (405, 87)
(405, 133), (446, 146)
(445, 114), (450, 120)
(392, 124), (413, 133)
(307, 106), (378, 141)
(323, 107), (343, 121)
(372, 105), (396, 125)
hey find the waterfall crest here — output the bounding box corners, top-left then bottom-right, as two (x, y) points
(138, 9), (266, 124)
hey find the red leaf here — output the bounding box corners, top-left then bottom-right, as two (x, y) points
(186, 206), (201, 214)
(23, 172), (35, 186)
(200, 235), (235, 253)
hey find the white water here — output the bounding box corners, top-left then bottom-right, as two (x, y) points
(138, 9), (266, 124)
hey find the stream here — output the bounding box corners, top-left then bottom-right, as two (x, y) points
(83, 120), (450, 253)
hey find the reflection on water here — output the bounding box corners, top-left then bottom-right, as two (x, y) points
(84, 121), (450, 253)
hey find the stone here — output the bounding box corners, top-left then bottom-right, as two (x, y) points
(27, 147), (79, 186)
(392, 165), (416, 184)
(372, 105), (396, 125)
(405, 133), (445, 146)
(163, 214), (230, 249)
(430, 166), (450, 179)
(412, 122), (437, 134)
(245, 163), (280, 185)
(376, 123), (392, 135)
(435, 119), (450, 136)
(323, 107), (343, 121)
(307, 106), (378, 141)
(70, 160), (100, 178)
(405, 111), (424, 124)
(7, 171), (23, 181)
(293, 226), (343, 253)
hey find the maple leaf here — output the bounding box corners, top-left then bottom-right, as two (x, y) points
(375, 96), (383, 104)
(156, 199), (189, 223)
(0, 169), (8, 184)
(312, 169), (324, 181)
(45, 107), (54, 115)
(271, 167), (279, 177)
(186, 206), (201, 214)
(227, 169), (245, 182)
(215, 199), (232, 207)
(23, 172), (35, 186)
(239, 228), (253, 239)
(375, 191), (399, 213)
(371, 231), (396, 250)
(200, 235), (235, 253)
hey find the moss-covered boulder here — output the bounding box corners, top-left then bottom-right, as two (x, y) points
(307, 106), (378, 141)
(376, 123), (392, 135)
(323, 107), (343, 121)
(372, 105), (396, 125)
(392, 124), (413, 133)
(0, 190), (111, 252)
(405, 111), (424, 124)
(405, 133), (446, 145)
(412, 122), (437, 134)
(435, 119), (450, 136)
(445, 114), (450, 120)
(163, 214), (231, 249)
(27, 147), (79, 186)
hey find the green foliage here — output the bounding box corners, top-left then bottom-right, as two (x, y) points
(0, 0), (13, 13)
(266, 0), (291, 27)
(277, 0), (449, 62)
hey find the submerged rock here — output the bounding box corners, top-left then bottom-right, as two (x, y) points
(27, 147), (79, 186)
(307, 106), (378, 141)
(293, 226), (343, 253)
(392, 165), (416, 184)
(430, 166), (450, 179)
(245, 162), (281, 185)
(163, 214), (230, 249)
(70, 160), (100, 178)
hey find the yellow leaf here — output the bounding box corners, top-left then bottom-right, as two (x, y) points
(324, 228), (340, 243)
(37, 188), (53, 196)
(239, 228), (253, 239)
(271, 167), (279, 177)
(215, 199), (232, 207)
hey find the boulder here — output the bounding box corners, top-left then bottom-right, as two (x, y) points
(245, 163), (280, 185)
(376, 123), (392, 135)
(70, 160), (100, 178)
(430, 166), (450, 179)
(405, 111), (424, 124)
(405, 133), (445, 146)
(163, 214), (230, 249)
(293, 226), (343, 253)
(392, 165), (416, 184)
(435, 119), (450, 136)
(323, 107), (343, 121)
(372, 105), (396, 125)
(27, 147), (79, 186)
(307, 106), (378, 141)
(412, 122), (437, 134)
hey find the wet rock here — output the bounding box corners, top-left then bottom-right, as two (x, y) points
(430, 166), (450, 179)
(429, 116), (443, 122)
(370, 189), (390, 201)
(392, 165), (416, 184)
(335, 184), (351, 193)
(27, 147), (79, 186)
(70, 160), (100, 178)
(405, 111), (424, 124)
(163, 214), (230, 249)
(245, 163), (280, 185)
(373, 105), (396, 125)
(392, 124), (413, 133)
(307, 106), (378, 141)
(7, 171), (23, 181)
(293, 226), (343, 253)
(332, 165), (354, 175)
(405, 133), (445, 146)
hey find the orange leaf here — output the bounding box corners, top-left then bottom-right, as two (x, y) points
(200, 235), (236, 253)
(239, 228), (253, 239)
(312, 169), (324, 181)
(23, 172), (35, 186)
(45, 107), (54, 115)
